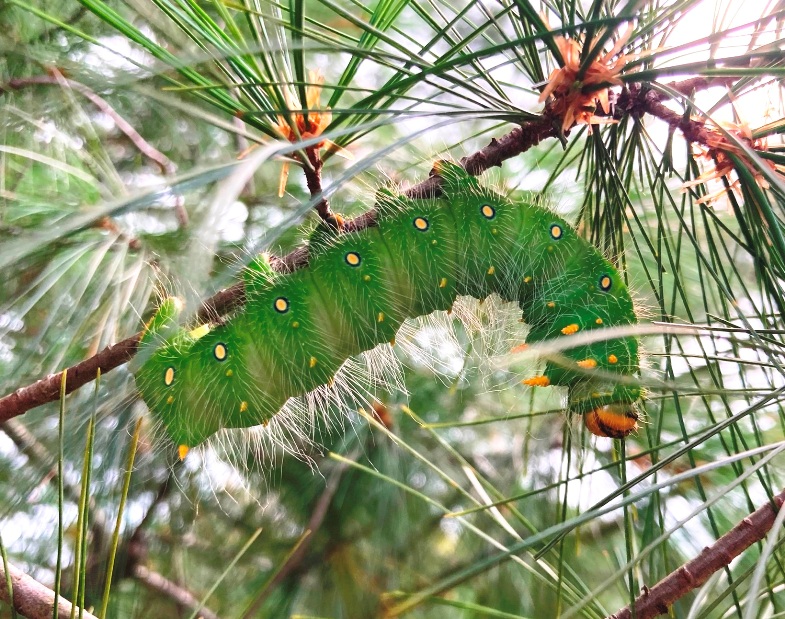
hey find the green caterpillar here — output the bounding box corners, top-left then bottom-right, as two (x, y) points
(134, 162), (641, 458)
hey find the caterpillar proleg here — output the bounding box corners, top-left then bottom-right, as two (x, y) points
(134, 162), (641, 456)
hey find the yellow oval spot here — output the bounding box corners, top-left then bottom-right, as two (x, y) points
(491, 228), (498, 235)
(164, 367), (175, 386)
(240, 401), (248, 413)
(377, 312), (385, 323)
(292, 321), (300, 329)
(225, 369), (234, 377)
(522, 375), (550, 387)
(189, 324), (210, 339)
(523, 276), (532, 283)
(363, 275), (371, 282)
(481, 204), (495, 219)
(577, 359), (597, 369)
(431, 239), (438, 245)
(608, 354), (619, 364)
(550, 224), (562, 239)
(214, 343), (227, 361)
(166, 396), (174, 404)
(547, 245), (554, 252)
(561, 324), (580, 335)
(600, 275), (612, 290)
(487, 266), (495, 275)
(546, 301), (556, 308)
(439, 277), (448, 288)
(596, 318), (603, 325)
(274, 297), (289, 313)
(310, 356), (318, 368)
(413, 217), (429, 231)
(178, 445), (190, 461)
(345, 251), (361, 267)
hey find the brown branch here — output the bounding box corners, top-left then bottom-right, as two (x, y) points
(608, 487), (785, 619)
(132, 564), (220, 619)
(0, 74), (749, 424)
(0, 560), (99, 619)
(303, 146), (332, 221)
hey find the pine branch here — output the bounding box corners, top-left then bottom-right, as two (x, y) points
(0, 560), (99, 619)
(131, 565), (220, 619)
(608, 487), (785, 619)
(0, 74), (755, 423)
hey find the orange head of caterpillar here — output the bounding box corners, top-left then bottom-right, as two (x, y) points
(584, 403), (639, 439)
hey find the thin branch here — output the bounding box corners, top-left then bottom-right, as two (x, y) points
(0, 560), (99, 619)
(2, 72), (188, 227)
(0, 74), (757, 423)
(241, 456), (352, 618)
(608, 487), (785, 619)
(132, 565), (220, 619)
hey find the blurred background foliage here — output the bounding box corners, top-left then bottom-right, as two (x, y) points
(1, 0), (785, 617)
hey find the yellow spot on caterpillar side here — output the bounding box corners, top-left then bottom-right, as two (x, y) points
(178, 445), (189, 461)
(274, 297), (289, 313)
(363, 275), (371, 282)
(389, 338), (396, 347)
(225, 369), (233, 377)
(189, 324), (210, 339)
(561, 324), (580, 335)
(413, 217), (429, 231)
(487, 266), (495, 275)
(213, 343), (227, 361)
(292, 321), (300, 328)
(600, 275), (612, 290)
(492, 228), (498, 235)
(431, 239), (438, 245)
(481, 204), (495, 219)
(550, 224), (563, 239)
(439, 277), (447, 288)
(608, 354), (619, 364)
(345, 251), (361, 267)
(522, 375), (550, 387)
(523, 276), (532, 283)
(164, 367), (175, 386)
(548, 245), (554, 252)
(577, 359), (597, 369)
(166, 396), (174, 404)
(546, 301), (556, 308)
(377, 312), (385, 323)
(310, 356), (318, 368)
(596, 318), (603, 325)
(510, 343), (528, 353)
(240, 401), (248, 412)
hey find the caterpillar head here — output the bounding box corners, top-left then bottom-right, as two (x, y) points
(583, 403), (639, 439)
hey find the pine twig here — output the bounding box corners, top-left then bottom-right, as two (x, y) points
(0, 74), (755, 423)
(2, 72), (187, 227)
(0, 560), (99, 619)
(608, 487), (785, 619)
(131, 565), (220, 619)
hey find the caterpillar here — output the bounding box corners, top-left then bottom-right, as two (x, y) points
(134, 162), (642, 458)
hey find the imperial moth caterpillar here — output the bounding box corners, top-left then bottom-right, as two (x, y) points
(134, 162), (642, 457)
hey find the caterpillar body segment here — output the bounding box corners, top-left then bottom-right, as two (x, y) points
(134, 162), (641, 453)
